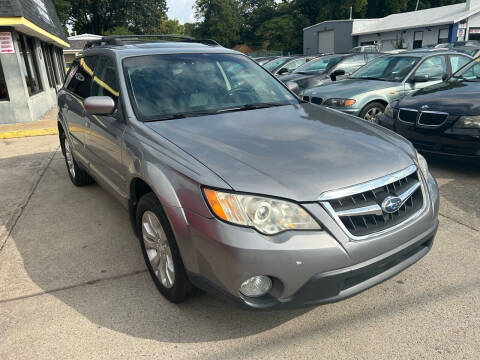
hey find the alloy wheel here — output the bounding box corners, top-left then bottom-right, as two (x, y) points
(364, 107), (383, 122)
(141, 210), (175, 288)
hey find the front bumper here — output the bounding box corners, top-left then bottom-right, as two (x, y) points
(173, 172), (439, 309)
(379, 114), (480, 159)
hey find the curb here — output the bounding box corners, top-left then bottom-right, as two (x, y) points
(0, 128), (58, 139)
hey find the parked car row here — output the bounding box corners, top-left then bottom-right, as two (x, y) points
(286, 48), (478, 160)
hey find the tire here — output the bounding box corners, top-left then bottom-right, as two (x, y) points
(359, 102), (386, 123)
(60, 131), (94, 186)
(136, 192), (192, 303)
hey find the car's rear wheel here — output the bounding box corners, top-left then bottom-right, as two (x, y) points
(360, 102), (385, 123)
(60, 132), (94, 186)
(136, 192), (192, 303)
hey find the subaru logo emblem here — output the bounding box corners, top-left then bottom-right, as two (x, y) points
(381, 196), (403, 214)
(421, 105), (429, 110)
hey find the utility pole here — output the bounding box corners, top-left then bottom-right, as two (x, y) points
(415, 0), (420, 11)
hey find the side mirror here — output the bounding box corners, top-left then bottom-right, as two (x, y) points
(442, 73), (449, 81)
(84, 96), (115, 115)
(278, 67), (289, 75)
(330, 69), (346, 81)
(410, 74), (429, 83)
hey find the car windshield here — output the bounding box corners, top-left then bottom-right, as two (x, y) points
(350, 55), (420, 82)
(293, 55), (344, 74)
(123, 53), (298, 121)
(257, 58), (274, 65)
(451, 58), (480, 81)
(263, 57), (291, 71)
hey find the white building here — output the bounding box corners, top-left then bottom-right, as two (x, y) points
(304, 0), (480, 55)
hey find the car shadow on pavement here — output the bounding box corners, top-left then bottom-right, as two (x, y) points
(426, 155), (480, 230)
(3, 151), (310, 343)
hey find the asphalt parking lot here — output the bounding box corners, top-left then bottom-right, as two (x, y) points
(0, 134), (479, 359)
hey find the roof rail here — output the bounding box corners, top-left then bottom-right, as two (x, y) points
(84, 35), (220, 49)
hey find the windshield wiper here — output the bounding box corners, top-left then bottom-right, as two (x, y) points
(350, 77), (388, 81)
(214, 102), (289, 114)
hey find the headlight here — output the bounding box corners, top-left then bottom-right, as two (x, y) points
(454, 115), (480, 129)
(323, 98), (356, 107)
(416, 150), (429, 179)
(203, 188), (321, 235)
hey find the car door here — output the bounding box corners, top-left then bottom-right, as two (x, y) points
(63, 56), (98, 160)
(405, 55), (447, 94)
(84, 55), (127, 198)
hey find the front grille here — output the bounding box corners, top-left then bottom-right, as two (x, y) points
(398, 108), (418, 123)
(323, 171), (424, 237)
(418, 112), (448, 127)
(311, 97), (323, 105)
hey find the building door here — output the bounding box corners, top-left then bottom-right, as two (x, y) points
(318, 30), (334, 54)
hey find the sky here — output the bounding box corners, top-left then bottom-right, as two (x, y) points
(167, 0), (196, 24)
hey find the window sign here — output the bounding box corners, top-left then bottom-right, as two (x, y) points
(0, 32), (15, 54)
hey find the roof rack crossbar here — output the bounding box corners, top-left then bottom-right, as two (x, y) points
(84, 35), (220, 49)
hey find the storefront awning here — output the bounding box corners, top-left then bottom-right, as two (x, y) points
(0, 17), (70, 48)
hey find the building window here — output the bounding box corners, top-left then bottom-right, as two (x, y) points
(18, 35), (43, 96)
(0, 59), (9, 101)
(56, 48), (66, 79)
(438, 28), (449, 44)
(41, 43), (55, 88)
(413, 31), (423, 49)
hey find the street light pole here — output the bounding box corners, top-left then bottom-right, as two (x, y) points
(415, 0), (420, 11)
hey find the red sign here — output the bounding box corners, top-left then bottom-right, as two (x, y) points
(0, 32), (15, 54)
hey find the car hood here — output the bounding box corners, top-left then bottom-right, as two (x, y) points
(146, 104), (416, 201)
(304, 79), (400, 98)
(278, 72), (325, 82)
(398, 80), (480, 115)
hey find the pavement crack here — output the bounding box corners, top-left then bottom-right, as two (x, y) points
(0, 147), (59, 253)
(0, 269), (148, 304)
(438, 212), (479, 233)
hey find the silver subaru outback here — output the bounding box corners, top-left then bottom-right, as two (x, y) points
(57, 36), (439, 308)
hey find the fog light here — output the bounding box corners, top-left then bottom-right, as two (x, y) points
(239, 275), (272, 297)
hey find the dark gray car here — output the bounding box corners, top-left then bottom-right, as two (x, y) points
(279, 53), (380, 95)
(57, 36), (439, 308)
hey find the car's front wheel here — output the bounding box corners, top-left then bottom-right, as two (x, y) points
(60, 132), (94, 186)
(360, 102), (385, 123)
(136, 192), (192, 303)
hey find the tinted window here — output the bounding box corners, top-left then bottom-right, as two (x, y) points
(284, 58), (307, 72)
(337, 54), (366, 73)
(351, 56), (420, 82)
(123, 53), (297, 120)
(450, 55), (471, 73)
(263, 57), (291, 71)
(92, 56), (119, 102)
(414, 56), (446, 81)
(67, 56), (97, 98)
(293, 55), (344, 74)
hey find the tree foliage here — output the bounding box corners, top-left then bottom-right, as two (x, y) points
(52, 0), (466, 51)
(193, 0), (240, 48)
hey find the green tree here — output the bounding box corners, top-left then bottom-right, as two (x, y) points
(67, 0), (168, 35)
(194, 0), (240, 47)
(160, 19), (185, 35)
(102, 26), (135, 36)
